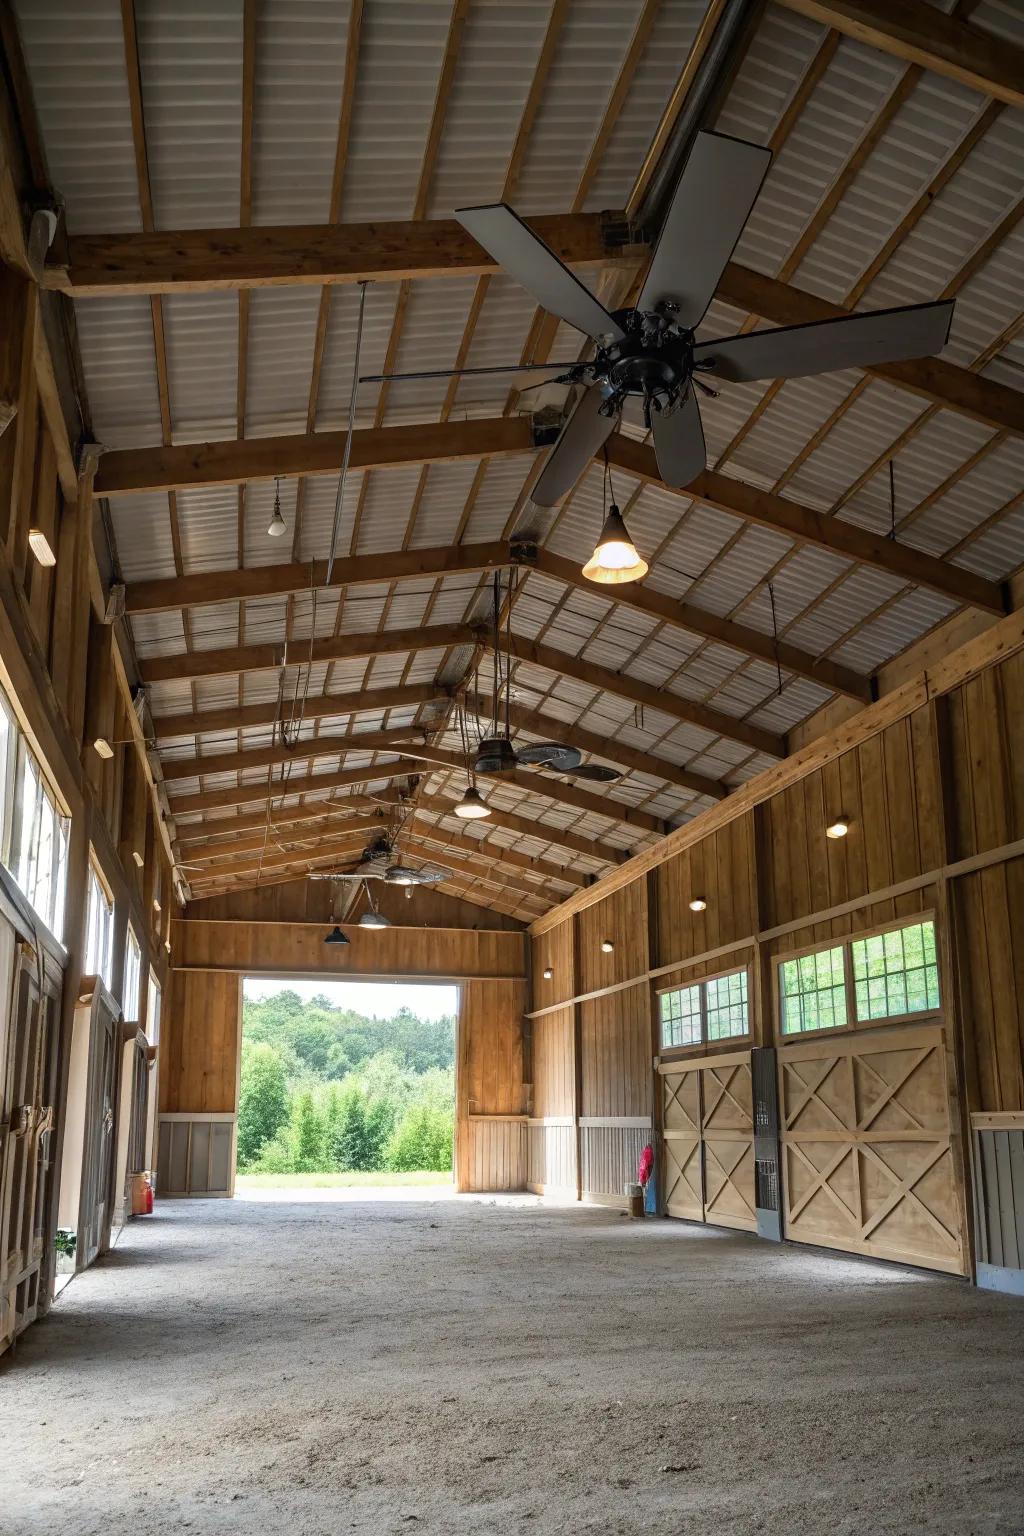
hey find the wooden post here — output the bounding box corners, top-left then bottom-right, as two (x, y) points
(51, 444), (99, 744)
(82, 614), (116, 794)
(646, 869), (664, 1215)
(571, 914), (583, 1203)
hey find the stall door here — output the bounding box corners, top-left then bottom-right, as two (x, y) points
(79, 995), (119, 1267)
(1, 936), (62, 1353)
(778, 1023), (966, 1275)
(661, 1049), (756, 1232)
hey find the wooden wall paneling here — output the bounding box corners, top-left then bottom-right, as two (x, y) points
(655, 814), (757, 967)
(530, 919), (573, 1006)
(160, 971), (241, 1115)
(456, 978), (527, 1193)
(26, 427), (57, 645)
(577, 880), (647, 994)
(954, 857), (1024, 1115)
(0, 266), (29, 547)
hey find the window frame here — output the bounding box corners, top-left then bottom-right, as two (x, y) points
(10, 735), (70, 944)
(123, 921), (142, 1024)
(774, 912), (942, 1043)
(656, 963), (753, 1057)
(84, 856), (115, 989)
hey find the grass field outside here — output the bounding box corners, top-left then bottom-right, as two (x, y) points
(236, 1170), (453, 1191)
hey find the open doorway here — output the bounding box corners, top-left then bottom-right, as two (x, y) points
(235, 978), (459, 1197)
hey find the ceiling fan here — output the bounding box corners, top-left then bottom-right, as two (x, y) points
(463, 573), (621, 785)
(362, 131), (954, 507)
(309, 833), (449, 886)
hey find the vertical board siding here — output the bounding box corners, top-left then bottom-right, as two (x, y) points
(956, 857), (1024, 1113)
(578, 881), (647, 995)
(656, 813), (757, 967)
(160, 971), (241, 1113)
(528, 1124), (576, 1193)
(974, 1125), (1024, 1273)
(580, 983), (651, 1120)
(532, 1006), (574, 1118)
(531, 921), (574, 1006)
(456, 978), (527, 1192)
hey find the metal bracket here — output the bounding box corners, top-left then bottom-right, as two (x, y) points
(509, 537), (539, 567)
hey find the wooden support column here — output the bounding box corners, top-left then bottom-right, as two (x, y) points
(6, 282), (38, 586)
(646, 869), (664, 1215)
(118, 741), (148, 883)
(0, 263), (28, 547)
(51, 445), (99, 744)
(82, 614), (116, 796)
(571, 913), (583, 1203)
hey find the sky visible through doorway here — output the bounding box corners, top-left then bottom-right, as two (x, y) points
(243, 978), (458, 1020)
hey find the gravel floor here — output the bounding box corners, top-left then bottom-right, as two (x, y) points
(2, 1191), (1022, 1536)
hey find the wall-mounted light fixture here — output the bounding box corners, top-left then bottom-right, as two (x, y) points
(688, 897), (707, 912)
(826, 817), (850, 840)
(542, 966), (553, 980)
(132, 850), (145, 869)
(153, 898), (161, 914)
(600, 939), (614, 953)
(28, 529), (56, 567)
(93, 736), (114, 760)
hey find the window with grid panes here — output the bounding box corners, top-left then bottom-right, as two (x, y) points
(123, 923), (142, 1022)
(706, 969), (748, 1041)
(85, 860), (114, 988)
(851, 920), (939, 1021)
(779, 945), (847, 1035)
(659, 969), (749, 1050)
(659, 983), (702, 1048)
(13, 743), (69, 942)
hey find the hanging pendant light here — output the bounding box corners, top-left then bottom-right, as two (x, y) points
(582, 503), (648, 584)
(454, 784), (491, 820)
(359, 909), (391, 929)
(267, 476), (286, 538)
(324, 924), (349, 946)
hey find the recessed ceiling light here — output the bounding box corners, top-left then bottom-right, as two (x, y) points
(28, 529), (56, 567)
(688, 897), (707, 912)
(826, 817), (850, 840)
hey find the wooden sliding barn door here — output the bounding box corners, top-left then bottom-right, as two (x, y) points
(0, 924), (63, 1355)
(660, 1049), (757, 1233)
(778, 1024), (966, 1275)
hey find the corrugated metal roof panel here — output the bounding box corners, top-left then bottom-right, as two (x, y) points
(244, 289), (321, 438)
(136, 1), (243, 228)
(164, 291), (239, 441)
(14, 0), (143, 234)
(74, 298), (162, 449)
(110, 491), (177, 582)
(250, 1), (353, 224)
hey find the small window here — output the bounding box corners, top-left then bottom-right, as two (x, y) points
(706, 970), (748, 1041)
(660, 984), (702, 1048)
(13, 743), (69, 941)
(123, 924), (142, 1022)
(659, 968), (749, 1051)
(852, 919), (939, 1022)
(779, 945), (846, 1035)
(85, 861), (114, 988)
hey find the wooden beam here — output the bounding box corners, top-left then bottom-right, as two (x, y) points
(96, 415), (536, 498)
(167, 759), (422, 816)
(415, 791), (628, 866)
(174, 796), (396, 844)
(533, 549), (870, 702)
(152, 683), (444, 740)
(160, 723), (426, 783)
(125, 540), (511, 616)
(465, 694), (727, 801)
(397, 834), (552, 903)
(184, 816), (385, 864)
(48, 210), (635, 297)
(777, 0), (1024, 109)
(129, 537), (866, 704)
(716, 262), (1024, 444)
(396, 742), (669, 834)
(186, 834), (373, 883)
(408, 813), (588, 889)
(505, 632), (785, 758)
(139, 622), (468, 685)
(606, 435), (1005, 616)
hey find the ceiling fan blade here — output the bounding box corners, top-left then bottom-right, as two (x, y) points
(456, 203), (625, 341)
(516, 742), (583, 771)
(693, 300), (954, 384)
(532, 384), (616, 507)
(565, 763), (621, 782)
(652, 388), (706, 488)
(358, 360), (585, 385)
(637, 131), (771, 327)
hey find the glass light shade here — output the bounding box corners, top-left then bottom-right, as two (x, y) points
(582, 506), (649, 585)
(454, 785), (491, 820)
(267, 509), (287, 537)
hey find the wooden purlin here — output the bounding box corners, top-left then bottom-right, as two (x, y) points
(151, 682), (446, 741)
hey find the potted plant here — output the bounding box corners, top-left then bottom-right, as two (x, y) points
(54, 1228), (77, 1275)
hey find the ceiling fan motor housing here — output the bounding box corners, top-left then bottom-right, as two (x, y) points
(474, 734), (519, 776)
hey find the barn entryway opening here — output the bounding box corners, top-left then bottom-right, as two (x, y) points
(235, 978), (459, 1200)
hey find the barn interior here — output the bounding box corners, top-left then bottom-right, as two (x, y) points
(0, 0), (1023, 1531)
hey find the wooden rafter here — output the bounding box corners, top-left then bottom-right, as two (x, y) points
(415, 792), (628, 867)
(776, 0), (1024, 108)
(151, 682), (445, 740)
(406, 814), (588, 890)
(160, 724), (425, 783)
